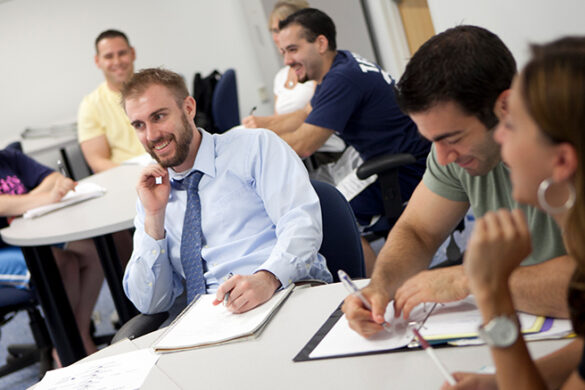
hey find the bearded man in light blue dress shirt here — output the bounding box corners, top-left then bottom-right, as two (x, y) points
(121, 68), (332, 315)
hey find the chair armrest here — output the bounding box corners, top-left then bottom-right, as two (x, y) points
(111, 312), (169, 343)
(356, 153), (416, 180)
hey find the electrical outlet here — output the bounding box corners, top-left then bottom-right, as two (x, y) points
(258, 85), (269, 103)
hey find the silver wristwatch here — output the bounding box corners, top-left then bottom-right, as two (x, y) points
(478, 315), (519, 348)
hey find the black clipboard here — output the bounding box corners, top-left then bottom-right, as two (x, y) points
(293, 302), (413, 362)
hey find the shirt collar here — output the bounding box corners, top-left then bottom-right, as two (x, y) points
(169, 128), (216, 182)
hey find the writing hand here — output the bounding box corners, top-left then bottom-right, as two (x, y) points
(341, 284), (390, 337)
(213, 271), (281, 314)
(242, 115), (259, 128)
(49, 176), (77, 203)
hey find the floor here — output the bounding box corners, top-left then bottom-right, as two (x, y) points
(0, 281), (116, 390)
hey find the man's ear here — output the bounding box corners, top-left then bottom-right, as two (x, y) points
(316, 35), (329, 54)
(493, 89), (511, 121)
(94, 54), (100, 68)
(183, 96), (197, 120)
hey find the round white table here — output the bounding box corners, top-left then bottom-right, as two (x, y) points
(1, 163), (143, 366)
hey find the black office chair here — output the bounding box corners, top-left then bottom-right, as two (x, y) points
(5, 141), (22, 153)
(311, 179), (365, 282)
(211, 69), (240, 133)
(357, 153), (465, 266)
(60, 143), (93, 181)
(112, 180), (365, 342)
(356, 153), (417, 227)
(0, 287), (52, 379)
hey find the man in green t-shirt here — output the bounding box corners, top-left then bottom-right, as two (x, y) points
(342, 25), (573, 338)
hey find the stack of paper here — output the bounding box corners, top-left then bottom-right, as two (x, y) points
(23, 182), (106, 219)
(33, 348), (158, 390)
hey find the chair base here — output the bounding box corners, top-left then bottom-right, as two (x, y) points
(0, 343), (52, 379)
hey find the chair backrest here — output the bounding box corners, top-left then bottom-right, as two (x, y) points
(62, 143), (92, 181)
(211, 69), (240, 133)
(311, 180), (365, 282)
(5, 141), (22, 152)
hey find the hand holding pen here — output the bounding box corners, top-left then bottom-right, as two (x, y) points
(339, 270), (455, 385)
(242, 106), (259, 128)
(338, 270), (394, 333)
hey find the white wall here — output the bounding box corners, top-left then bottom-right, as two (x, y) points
(0, 0), (270, 141)
(428, 0), (585, 69)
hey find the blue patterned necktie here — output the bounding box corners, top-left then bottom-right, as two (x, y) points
(179, 170), (205, 303)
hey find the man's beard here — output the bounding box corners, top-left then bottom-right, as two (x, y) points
(147, 113), (194, 168)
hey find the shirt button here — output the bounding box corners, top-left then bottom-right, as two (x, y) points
(161, 249), (166, 254)
(151, 250), (157, 255)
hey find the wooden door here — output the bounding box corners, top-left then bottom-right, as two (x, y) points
(396, 0), (435, 55)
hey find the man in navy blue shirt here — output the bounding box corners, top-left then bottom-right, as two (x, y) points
(244, 8), (430, 272)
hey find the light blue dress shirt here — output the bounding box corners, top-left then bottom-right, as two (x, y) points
(123, 128), (332, 313)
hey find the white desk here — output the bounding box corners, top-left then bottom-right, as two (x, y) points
(21, 133), (78, 158)
(2, 132), (77, 157)
(0, 164), (143, 366)
(82, 282), (571, 389)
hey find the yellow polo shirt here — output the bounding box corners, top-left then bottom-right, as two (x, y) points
(77, 82), (145, 164)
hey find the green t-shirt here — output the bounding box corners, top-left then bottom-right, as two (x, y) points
(422, 146), (566, 265)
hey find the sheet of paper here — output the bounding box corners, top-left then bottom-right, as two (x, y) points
(308, 296), (545, 359)
(309, 314), (413, 358)
(336, 169), (377, 201)
(154, 284), (293, 351)
(524, 318), (573, 340)
(421, 296), (543, 341)
(450, 318), (573, 346)
(31, 348), (159, 390)
(23, 182), (106, 219)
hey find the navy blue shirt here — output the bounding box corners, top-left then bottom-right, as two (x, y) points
(0, 149), (53, 238)
(306, 51), (430, 227)
(306, 50), (429, 162)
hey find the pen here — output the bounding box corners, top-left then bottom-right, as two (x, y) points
(249, 106), (257, 116)
(223, 272), (234, 306)
(411, 327), (456, 385)
(57, 159), (68, 178)
(337, 270), (392, 332)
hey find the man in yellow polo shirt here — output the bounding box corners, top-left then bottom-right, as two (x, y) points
(78, 29), (145, 173)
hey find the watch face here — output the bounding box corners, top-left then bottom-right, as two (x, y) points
(480, 316), (519, 348)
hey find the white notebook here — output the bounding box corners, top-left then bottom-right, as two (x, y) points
(153, 284), (294, 353)
(23, 182), (106, 219)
